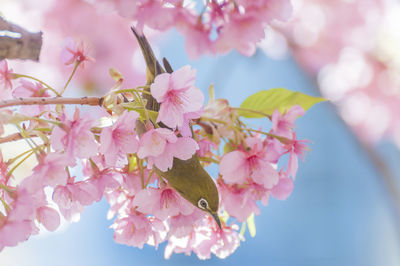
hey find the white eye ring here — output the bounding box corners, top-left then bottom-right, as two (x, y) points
(198, 198), (209, 210)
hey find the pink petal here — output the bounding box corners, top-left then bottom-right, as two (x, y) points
(219, 151), (249, 183)
(170, 137), (198, 161)
(37, 206), (60, 231)
(272, 177), (294, 200)
(170, 65), (196, 90)
(157, 101), (184, 128)
(251, 163), (279, 189)
(138, 129), (167, 158)
(180, 87), (204, 113)
(151, 73), (171, 102)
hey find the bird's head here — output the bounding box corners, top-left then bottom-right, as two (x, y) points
(160, 156), (221, 229)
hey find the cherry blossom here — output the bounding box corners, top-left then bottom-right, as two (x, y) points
(151, 65), (204, 129)
(220, 137), (279, 188)
(284, 133), (309, 179)
(0, 187), (35, 251)
(12, 80), (51, 116)
(137, 128), (199, 171)
(99, 110), (140, 167)
(104, 0), (293, 58)
(112, 210), (167, 249)
(61, 37), (93, 67)
(0, 60), (14, 90)
(272, 174), (294, 200)
(133, 186), (195, 220)
(271, 105), (305, 138)
(218, 182), (259, 222)
(51, 108), (98, 164)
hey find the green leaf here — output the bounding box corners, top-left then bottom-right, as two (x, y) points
(247, 213), (256, 237)
(238, 88), (326, 118)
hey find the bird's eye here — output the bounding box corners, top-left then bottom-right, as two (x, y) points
(198, 198), (209, 210)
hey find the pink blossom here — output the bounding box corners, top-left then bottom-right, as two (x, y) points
(168, 209), (205, 238)
(0, 151), (9, 183)
(112, 212), (167, 249)
(272, 174), (294, 200)
(99, 110), (140, 167)
(36, 206), (60, 231)
(271, 105), (305, 138)
(219, 137), (279, 188)
(31, 153), (69, 188)
(121, 169), (155, 196)
(0, 188), (35, 251)
(133, 187), (195, 220)
(12, 80), (51, 116)
(151, 65), (204, 129)
(166, 216), (243, 259)
(193, 217), (243, 259)
(137, 128), (199, 171)
(215, 11), (266, 56)
(219, 182), (259, 222)
(197, 138), (218, 158)
(284, 133), (309, 179)
(164, 231), (197, 259)
(51, 108), (98, 164)
(176, 12), (213, 59)
(53, 180), (86, 222)
(61, 37), (93, 67)
(86, 170), (121, 202)
(0, 60), (14, 90)
(15, 176), (61, 232)
(133, 1), (176, 33)
(178, 109), (203, 137)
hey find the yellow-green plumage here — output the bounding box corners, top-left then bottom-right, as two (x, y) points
(131, 27), (221, 228)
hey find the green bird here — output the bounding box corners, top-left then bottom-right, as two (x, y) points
(131, 27), (221, 229)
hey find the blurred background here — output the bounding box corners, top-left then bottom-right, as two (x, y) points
(1, 0), (400, 265)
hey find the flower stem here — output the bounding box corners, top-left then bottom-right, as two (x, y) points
(7, 151), (34, 178)
(0, 183), (13, 194)
(0, 197), (10, 213)
(114, 88), (151, 95)
(144, 170), (154, 188)
(136, 155), (144, 189)
(7, 147), (40, 165)
(60, 61), (81, 95)
(199, 156), (220, 164)
(14, 73), (61, 96)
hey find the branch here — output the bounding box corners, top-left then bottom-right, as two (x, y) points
(0, 17), (42, 61)
(0, 96), (103, 109)
(0, 132), (39, 144)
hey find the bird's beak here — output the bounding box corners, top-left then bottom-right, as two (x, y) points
(210, 212), (222, 229)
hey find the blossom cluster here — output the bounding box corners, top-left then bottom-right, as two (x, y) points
(268, 0), (400, 147)
(95, 0), (293, 58)
(0, 33), (311, 259)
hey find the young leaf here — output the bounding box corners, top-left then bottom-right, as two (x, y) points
(247, 213), (256, 237)
(239, 88), (326, 118)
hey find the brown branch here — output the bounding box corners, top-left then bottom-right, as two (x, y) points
(0, 132), (39, 144)
(0, 96), (103, 109)
(0, 17), (42, 61)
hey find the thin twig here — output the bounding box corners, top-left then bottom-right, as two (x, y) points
(0, 132), (38, 144)
(0, 96), (103, 109)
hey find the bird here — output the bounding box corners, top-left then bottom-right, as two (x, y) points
(131, 27), (221, 229)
